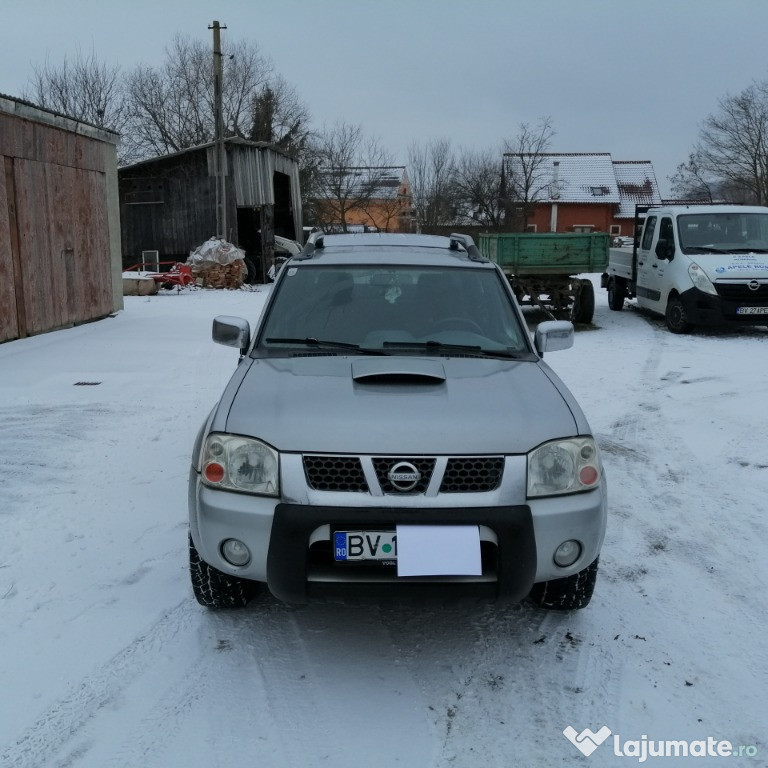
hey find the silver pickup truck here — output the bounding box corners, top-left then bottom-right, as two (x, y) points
(188, 233), (607, 610)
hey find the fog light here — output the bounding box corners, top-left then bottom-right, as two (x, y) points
(221, 538), (250, 567)
(554, 540), (581, 567)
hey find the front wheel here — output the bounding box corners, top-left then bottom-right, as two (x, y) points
(665, 295), (692, 334)
(189, 534), (260, 609)
(527, 557), (599, 610)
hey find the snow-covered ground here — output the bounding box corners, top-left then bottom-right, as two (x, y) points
(0, 280), (766, 767)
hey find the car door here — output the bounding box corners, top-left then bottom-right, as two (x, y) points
(635, 215), (658, 310)
(637, 216), (674, 314)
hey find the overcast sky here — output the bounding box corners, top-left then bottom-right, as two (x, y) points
(3, 0), (768, 196)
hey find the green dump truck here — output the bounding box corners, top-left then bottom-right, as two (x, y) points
(478, 232), (610, 323)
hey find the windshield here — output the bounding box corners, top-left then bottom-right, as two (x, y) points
(677, 212), (768, 253)
(257, 264), (529, 356)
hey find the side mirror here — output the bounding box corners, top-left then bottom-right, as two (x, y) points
(655, 238), (675, 261)
(534, 320), (574, 357)
(213, 315), (251, 357)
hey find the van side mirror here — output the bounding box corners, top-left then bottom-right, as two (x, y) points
(655, 238), (675, 261)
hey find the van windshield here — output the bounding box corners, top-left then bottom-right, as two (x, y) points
(678, 212), (768, 253)
(257, 265), (529, 356)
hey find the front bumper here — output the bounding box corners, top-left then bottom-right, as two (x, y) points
(267, 503), (536, 603)
(189, 466), (607, 605)
(680, 286), (768, 325)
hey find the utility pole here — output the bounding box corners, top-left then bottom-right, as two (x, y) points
(209, 20), (227, 239)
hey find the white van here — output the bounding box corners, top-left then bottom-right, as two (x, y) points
(603, 204), (768, 332)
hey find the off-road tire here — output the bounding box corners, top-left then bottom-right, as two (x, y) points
(189, 534), (259, 609)
(528, 557), (599, 610)
(572, 280), (595, 324)
(607, 277), (626, 311)
(665, 295), (692, 334)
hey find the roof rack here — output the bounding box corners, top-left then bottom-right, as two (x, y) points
(295, 231), (325, 260)
(295, 231), (488, 262)
(449, 233), (487, 262)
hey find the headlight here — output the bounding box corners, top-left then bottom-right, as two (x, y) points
(527, 437), (601, 497)
(201, 434), (279, 496)
(688, 262), (717, 296)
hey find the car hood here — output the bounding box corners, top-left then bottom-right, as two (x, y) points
(218, 355), (581, 454)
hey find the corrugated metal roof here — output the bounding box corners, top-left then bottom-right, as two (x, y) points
(613, 161), (662, 217)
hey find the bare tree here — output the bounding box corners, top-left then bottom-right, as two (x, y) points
(669, 151), (717, 202)
(123, 34), (311, 163)
(249, 75), (312, 156)
(407, 138), (456, 233)
(693, 82), (768, 205)
(306, 122), (394, 232)
(124, 35), (270, 158)
(452, 147), (506, 229)
(502, 117), (556, 230)
(25, 49), (131, 155)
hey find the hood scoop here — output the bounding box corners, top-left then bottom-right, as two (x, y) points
(351, 358), (446, 384)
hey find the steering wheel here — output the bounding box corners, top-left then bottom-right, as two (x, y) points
(433, 316), (484, 333)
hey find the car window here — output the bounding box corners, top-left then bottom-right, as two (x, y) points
(641, 216), (657, 251)
(257, 265), (528, 354)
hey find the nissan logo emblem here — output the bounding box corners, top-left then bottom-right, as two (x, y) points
(748, 280), (760, 291)
(388, 461), (420, 492)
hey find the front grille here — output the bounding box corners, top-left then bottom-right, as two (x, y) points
(303, 454), (506, 494)
(715, 282), (768, 302)
(304, 456), (369, 492)
(440, 457), (504, 493)
(373, 457), (435, 494)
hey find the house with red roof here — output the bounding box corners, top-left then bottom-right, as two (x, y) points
(502, 153), (661, 237)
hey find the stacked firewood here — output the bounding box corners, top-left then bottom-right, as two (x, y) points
(192, 259), (246, 289)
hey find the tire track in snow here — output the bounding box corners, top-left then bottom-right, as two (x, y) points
(0, 602), (193, 768)
(245, 597), (435, 768)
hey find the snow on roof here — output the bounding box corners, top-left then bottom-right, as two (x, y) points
(316, 166), (408, 200)
(613, 161), (663, 217)
(503, 153), (621, 204)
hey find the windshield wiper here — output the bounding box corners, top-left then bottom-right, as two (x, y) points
(265, 337), (388, 355)
(382, 340), (525, 358)
(729, 248), (768, 254)
(684, 246), (725, 253)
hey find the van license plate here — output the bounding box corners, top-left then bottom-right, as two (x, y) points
(737, 307), (768, 315)
(334, 531), (396, 562)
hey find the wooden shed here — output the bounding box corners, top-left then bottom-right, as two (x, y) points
(118, 138), (302, 281)
(0, 95), (123, 343)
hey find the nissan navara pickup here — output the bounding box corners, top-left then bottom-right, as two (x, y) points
(188, 233), (607, 610)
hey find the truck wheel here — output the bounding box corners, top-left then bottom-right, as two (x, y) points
(528, 557), (599, 610)
(607, 277), (626, 311)
(572, 281), (595, 323)
(665, 296), (692, 334)
(189, 534), (259, 609)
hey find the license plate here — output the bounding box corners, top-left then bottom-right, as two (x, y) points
(736, 306), (768, 315)
(334, 531), (396, 563)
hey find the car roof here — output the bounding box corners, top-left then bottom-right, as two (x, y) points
(293, 232), (495, 269)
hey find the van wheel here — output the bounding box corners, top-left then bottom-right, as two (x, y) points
(528, 557), (599, 610)
(665, 296), (692, 334)
(607, 278), (626, 311)
(189, 535), (259, 609)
